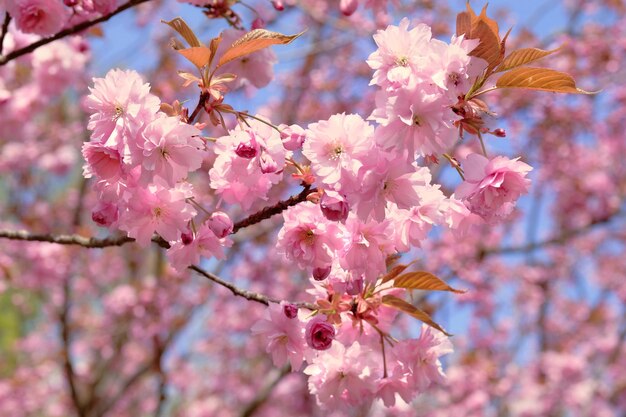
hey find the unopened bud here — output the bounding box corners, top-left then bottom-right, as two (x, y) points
(251, 18), (265, 29)
(92, 202), (118, 227)
(282, 303), (298, 319)
(320, 191), (349, 222)
(271, 0), (284, 11)
(313, 265), (331, 281)
(279, 124), (306, 151)
(208, 211), (233, 238)
(493, 128), (506, 137)
(259, 152), (278, 174)
(181, 230), (194, 245)
(340, 0), (358, 15)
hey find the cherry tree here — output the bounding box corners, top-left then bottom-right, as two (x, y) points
(0, 0), (624, 416)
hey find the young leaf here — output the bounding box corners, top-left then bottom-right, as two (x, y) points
(380, 262), (415, 284)
(496, 67), (595, 94)
(217, 29), (304, 68)
(496, 47), (560, 72)
(178, 46), (213, 69)
(393, 271), (466, 294)
(469, 20), (502, 71)
(382, 295), (451, 336)
(162, 17), (202, 48)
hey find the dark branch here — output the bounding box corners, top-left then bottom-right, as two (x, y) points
(0, 0), (153, 66)
(0, 229), (169, 248)
(0, 13), (11, 56)
(189, 265), (317, 310)
(233, 185), (317, 233)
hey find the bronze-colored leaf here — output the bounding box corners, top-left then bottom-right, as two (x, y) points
(393, 271), (465, 294)
(178, 46), (213, 69)
(496, 67), (596, 94)
(469, 19), (502, 71)
(162, 17), (202, 48)
(382, 295), (451, 336)
(381, 263), (413, 284)
(496, 47), (560, 72)
(456, 10), (472, 37)
(217, 29), (304, 68)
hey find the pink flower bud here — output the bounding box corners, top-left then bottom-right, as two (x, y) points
(235, 133), (258, 158)
(282, 303), (298, 319)
(208, 211), (233, 238)
(320, 191), (349, 222)
(493, 128), (506, 137)
(181, 230), (194, 245)
(251, 18), (265, 29)
(312, 265), (331, 281)
(279, 124), (306, 151)
(305, 317), (335, 350)
(271, 0), (284, 11)
(259, 152), (278, 174)
(92, 202), (118, 227)
(340, 0), (359, 16)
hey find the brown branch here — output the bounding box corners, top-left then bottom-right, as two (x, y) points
(0, 13), (11, 56)
(188, 91), (208, 125)
(233, 185), (317, 233)
(239, 365), (290, 417)
(189, 265), (317, 310)
(0, 229), (170, 248)
(0, 0), (153, 66)
(60, 275), (87, 417)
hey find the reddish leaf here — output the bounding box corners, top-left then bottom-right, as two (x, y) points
(469, 20), (502, 71)
(456, 10), (472, 37)
(393, 271), (466, 294)
(162, 17), (202, 48)
(178, 46), (213, 69)
(382, 295), (451, 336)
(217, 29), (303, 68)
(496, 67), (596, 94)
(496, 47), (560, 72)
(381, 263), (413, 284)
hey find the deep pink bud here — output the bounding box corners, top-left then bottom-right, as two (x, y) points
(235, 133), (258, 158)
(91, 202), (118, 227)
(208, 211), (233, 238)
(259, 152), (278, 174)
(305, 317), (335, 350)
(312, 265), (331, 281)
(282, 303), (298, 319)
(271, 0), (284, 11)
(320, 191), (349, 222)
(181, 230), (194, 245)
(493, 128), (506, 137)
(340, 0), (358, 16)
(251, 18), (265, 29)
(64, 0), (79, 6)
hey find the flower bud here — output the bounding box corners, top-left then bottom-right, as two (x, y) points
(259, 152), (278, 174)
(493, 128), (506, 137)
(305, 317), (335, 350)
(340, 0), (358, 16)
(235, 133), (258, 158)
(282, 303), (298, 319)
(251, 18), (265, 29)
(312, 265), (331, 281)
(181, 230), (194, 245)
(320, 191), (349, 222)
(208, 211), (233, 238)
(271, 0), (284, 11)
(279, 124), (306, 151)
(91, 202), (118, 227)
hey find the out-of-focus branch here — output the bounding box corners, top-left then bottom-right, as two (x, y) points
(239, 365), (290, 417)
(189, 265), (316, 310)
(0, 0), (153, 66)
(60, 275), (87, 417)
(479, 212), (621, 258)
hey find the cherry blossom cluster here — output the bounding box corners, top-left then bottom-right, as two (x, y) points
(80, 13), (535, 411)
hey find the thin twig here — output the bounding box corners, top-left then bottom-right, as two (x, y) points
(239, 365), (290, 417)
(189, 264), (317, 310)
(0, 13), (11, 56)
(0, 0), (153, 66)
(0, 229), (169, 248)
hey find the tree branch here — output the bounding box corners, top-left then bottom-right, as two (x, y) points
(0, 12), (11, 56)
(189, 265), (317, 310)
(0, 0), (153, 66)
(0, 229), (169, 248)
(233, 185), (317, 233)
(239, 365), (290, 417)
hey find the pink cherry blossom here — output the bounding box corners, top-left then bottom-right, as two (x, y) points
(305, 316), (335, 350)
(456, 153), (533, 222)
(7, 0), (70, 36)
